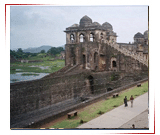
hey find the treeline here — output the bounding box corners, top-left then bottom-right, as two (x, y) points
(10, 47), (64, 59)
(47, 47), (64, 55)
(10, 48), (36, 59)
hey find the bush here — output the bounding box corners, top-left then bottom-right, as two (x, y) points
(80, 119), (83, 124)
(97, 111), (102, 114)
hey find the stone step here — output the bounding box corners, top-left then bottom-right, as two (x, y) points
(108, 42), (148, 67)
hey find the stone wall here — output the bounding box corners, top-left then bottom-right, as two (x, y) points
(11, 69), (148, 120)
(10, 73), (86, 117)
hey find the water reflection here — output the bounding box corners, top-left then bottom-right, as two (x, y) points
(10, 72), (49, 83)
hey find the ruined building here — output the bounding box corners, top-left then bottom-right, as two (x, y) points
(119, 30), (148, 61)
(10, 15), (148, 128)
(64, 15), (148, 72)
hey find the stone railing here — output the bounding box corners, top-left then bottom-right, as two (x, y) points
(107, 41), (148, 67)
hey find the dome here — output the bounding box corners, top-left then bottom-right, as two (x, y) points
(144, 30), (148, 39)
(70, 23), (79, 27)
(92, 22), (101, 26)
(134, 32), (144, 38)
(79, 15), (92, 27)
(102, 22), (113, 31)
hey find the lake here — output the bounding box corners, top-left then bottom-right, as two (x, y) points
(10, 72), (49, 83)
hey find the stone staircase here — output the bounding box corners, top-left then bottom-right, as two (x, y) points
(107, 41), (148, 67)
(64, 64), (81, 74)
(42, 64), (71, 78)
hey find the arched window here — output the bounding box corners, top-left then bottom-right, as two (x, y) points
(90, 33), (94, 42)
(100, 33), (103, 39)
(138, 61), (140, 67)
(112, 61), (116, 67)
(94, 52), (98, 64)
(136, 39), (138, 42)
(110, 57), (117, 70)
(80, 34), (84, 42)
(83, 55), (86, 69)
(70, 34), (74, 43)
(144, 40), (147, 45)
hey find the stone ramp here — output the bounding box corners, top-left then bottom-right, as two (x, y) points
(77, 92), (148, 128)
(108, 42), (148, 67)
(10, 98), (81, 128)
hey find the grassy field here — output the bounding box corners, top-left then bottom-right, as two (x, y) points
(10, 54), (65, 74)
(49, 82), (148, 129)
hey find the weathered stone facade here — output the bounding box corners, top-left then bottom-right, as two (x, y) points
(64, 15), (148, 72)
(119, 30), (149, 61)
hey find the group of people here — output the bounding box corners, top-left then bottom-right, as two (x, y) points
(124, 95), (134, 107)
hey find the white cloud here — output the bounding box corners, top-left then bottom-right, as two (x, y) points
(10, 5), (148, 50)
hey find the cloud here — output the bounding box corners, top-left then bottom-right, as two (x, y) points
(10, 6), (148, 50)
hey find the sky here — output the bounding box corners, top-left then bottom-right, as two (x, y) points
(10, 5), (148, 50)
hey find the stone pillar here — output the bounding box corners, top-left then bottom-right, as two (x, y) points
(66, 33), (70, 44)
(65, 45), (71, 65)
(77, 32), (80, 43)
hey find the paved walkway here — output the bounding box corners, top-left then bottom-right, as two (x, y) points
(78, 92), (148, 128)
(119, 109), (148, 128)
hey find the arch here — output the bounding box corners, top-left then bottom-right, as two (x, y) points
(91, 48), (98, 54)
(80, 33), (84, 42)
(87, 75), (94, 94)
(70, 34), (74, 43)
(90, 33), (94, 42)
(94, 52), (98, 65)
(112, 61), (117, 67)
(137, 61), (140, 68)
(110, 57), (117, 70)
(100, 33), (103, 39)
(82, 54), (86, 69)
(144, 40), (147, 45)
(99, 54), (106, 71)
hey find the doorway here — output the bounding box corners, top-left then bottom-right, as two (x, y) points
(87, 75), (94, 94)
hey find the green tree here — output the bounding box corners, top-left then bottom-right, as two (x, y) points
(40, 50), (45, 53)
(17, 48), (23, 53)
(47, 47), (64, 55)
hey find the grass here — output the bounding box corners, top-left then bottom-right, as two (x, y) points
(10, 59), (65, 74)
(49, 82), (148, 129)
(10, 65), (45, 74)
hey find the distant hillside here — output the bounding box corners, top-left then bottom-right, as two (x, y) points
(23, 45), (52, 53)
(23, 45), (65, 53)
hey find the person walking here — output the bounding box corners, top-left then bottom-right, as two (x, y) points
(130, 95), (134, 107)
(131, 124), (135, 128)
(124, 96), (128, 107)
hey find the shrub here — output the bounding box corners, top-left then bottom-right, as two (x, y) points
(97, 111), (102, 114)
(80, 119), (83, 124)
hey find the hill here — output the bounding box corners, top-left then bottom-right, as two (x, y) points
(23, 45), (52, 53)
(23, 45), (65, 53)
